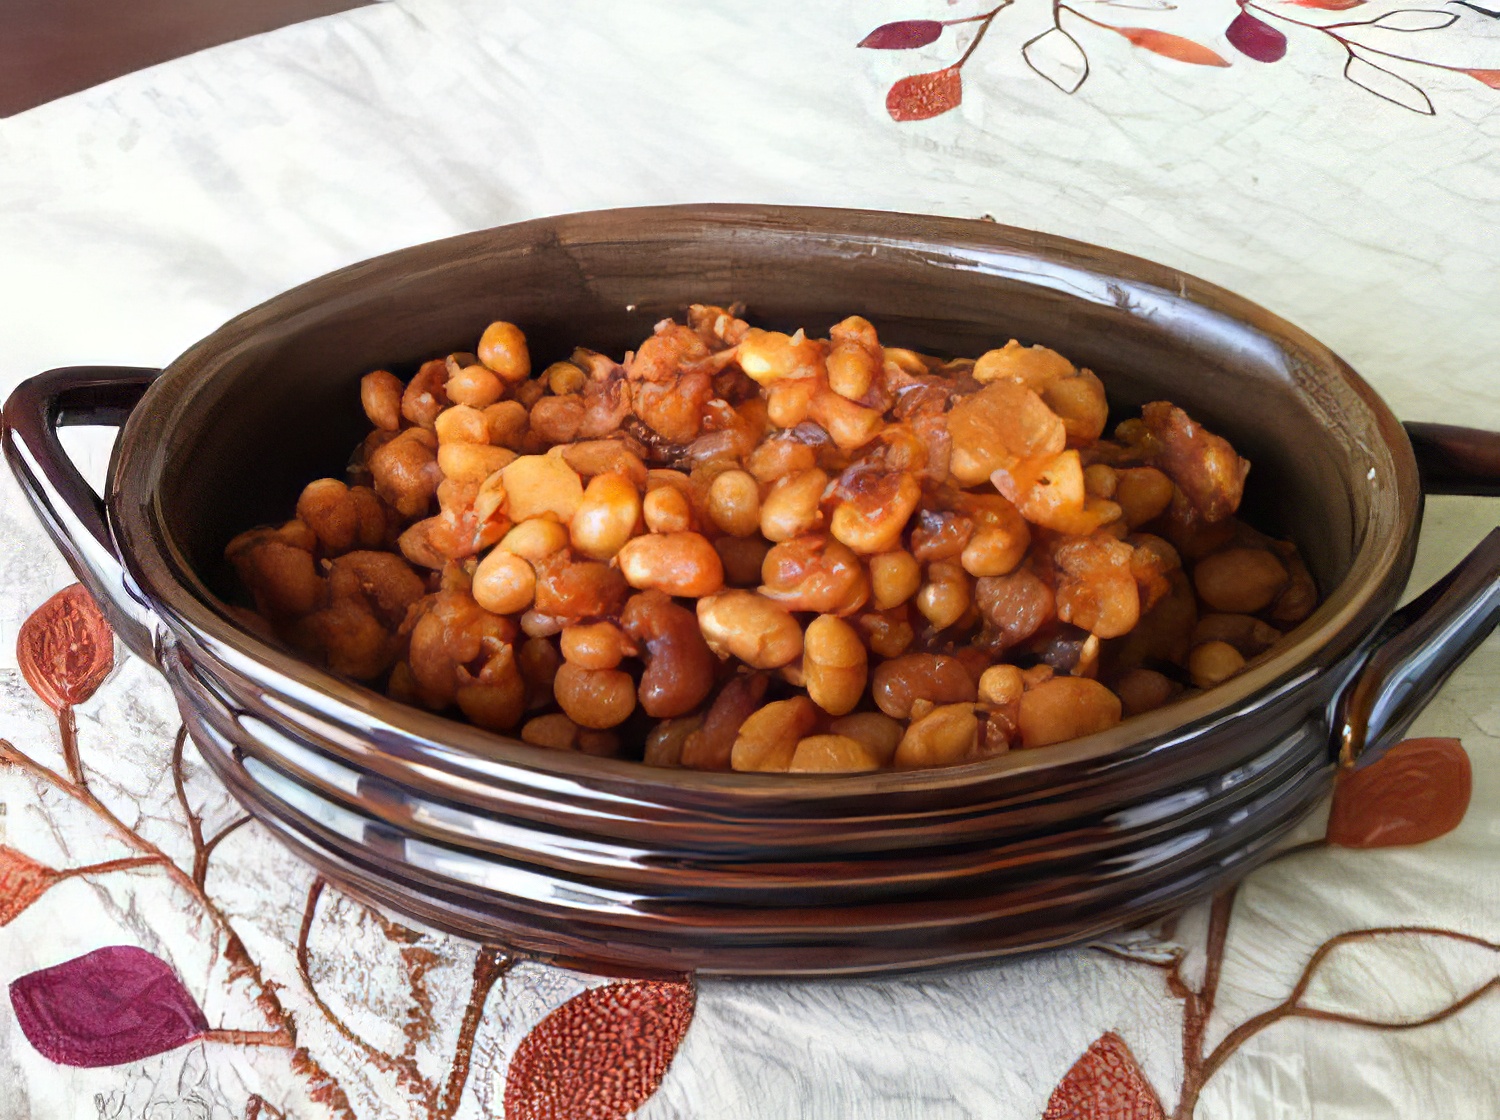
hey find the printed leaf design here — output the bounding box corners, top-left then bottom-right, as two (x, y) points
(1023, 27), (1092, 93)
(9, 945), (209, 1067)
(860, 20), (945, 50)
(1344, 52), (1435, 113)
(887, 67), (963, 121)
(1368, 9), (1459, 30)
(1467, 68), (1500, 88)
(504, 980), (695, 1120)
(1226, 11), (1289, 62)
(1328, 737), (1470, 848)
(1043, 1031), (1165, 1120)
(1112, 27), (1231, 67)
(0, 846), (60, 927)
(1289, 0), (1367, 8)
(17, 583), (115, 711)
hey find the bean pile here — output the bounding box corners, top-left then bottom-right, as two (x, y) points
(225, 306), (1318, 772)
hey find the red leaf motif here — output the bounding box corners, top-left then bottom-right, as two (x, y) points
(0, 846), (60, 927)
(1466, 69), (1500, 89)
(1043, 1031), (1165, 1120)
(860, 20), (944, 50)
(1226, 12), (1288, 62)
(1288, 0), (1367, 8)
(9, 945), (209, 1067)
(17, 584), (115, 711)
(1328, 737), (1470, 848)
(1114, 27), (1232, 67)
(504, 980), (695, 1120)
(886, 67), (962, 121)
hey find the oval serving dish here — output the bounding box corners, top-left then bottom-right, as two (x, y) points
(6, 205), (1500, 977)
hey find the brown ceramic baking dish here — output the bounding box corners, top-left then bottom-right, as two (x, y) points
(6, 205), (1500, 977)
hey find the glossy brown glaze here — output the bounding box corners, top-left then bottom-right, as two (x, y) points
(6, 206), (1499, 975)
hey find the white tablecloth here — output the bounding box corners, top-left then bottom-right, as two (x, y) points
(2, 2), (1498, 1117)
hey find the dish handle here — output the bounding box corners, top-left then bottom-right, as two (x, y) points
(2, 366), (162, 664)
(1335, 423), (1500, 767)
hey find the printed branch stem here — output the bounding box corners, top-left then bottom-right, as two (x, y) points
(1170, 887), (1236, 1118)
(57, 705), (85, 788)
(1176, 924), (1500, 1116)
(201, 1027), (295, 1048)
(199, 815), (251, 886)
(1242, 0), (1483, 76)
(435, 946), (514, 1120)
(0, 737), (304, 1058)
(297, 877), (441, 1108)
(53, 854), (165, 881)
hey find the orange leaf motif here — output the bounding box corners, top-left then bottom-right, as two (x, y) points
(1043, 1031), (1165, 1120)
(887, 67), (963, 121)
(1328, 737), (1471, 848)
(17, 584), (115, 711)
(504, 980), (695, 1120)
(0, 845), (60, 927)
(1467, 70), (1500, 90)
(1113, 28), (1231, 67)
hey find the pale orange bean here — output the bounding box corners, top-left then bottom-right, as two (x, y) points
(1083, 463), (1119, 500)
(617, 532), (725, 598)
(361, 370), (404, 430)
(788, 735), (882, 773)
(643, 485), (693, 534)
(543, 361), (587, 396)
(1017, 677), (1122, 748)
(477, 320), (531, 383)
(730, 697), (819, 772)
(484, 400), (529, 447)
(553, 663), (636, 728)
(571, 472), (642, 560)
(696, 590), (803, 669)
(972, 340), (1074, 388)
(759, 469), (828, 542)
(560, 621), (634, 669)
(803, 614), (868, 716)
(828, 712), (903, 766)
(829, 471), (921, 555)
(869, 550), (921, 610)
(499, 454), (584, 523)
(736, 329), (823, 384)
(447, 363), (505, 409)
(435, 405), (490, 445)
(521, 712), (583, 750)
(438, 442), (516, 484)
(916, 560), (972, 630)
(643, 716), (702, 767)
(472, 550), (536, 614)
(892, 704), (980, 769)
(497, 518), (570, 562)
(708, 469), (762, 537)
(1116, 467), (1175, 529)
(977, 664), (1024, 707)
(1188, 640), (1246, 689)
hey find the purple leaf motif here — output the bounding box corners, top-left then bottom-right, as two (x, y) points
(1226, 11), (1288, 62)
(9, 946), (209, 1067)
(860, 20), (944, 50)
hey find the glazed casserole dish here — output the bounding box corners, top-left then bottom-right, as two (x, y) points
(6, 206), (1499, 976)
